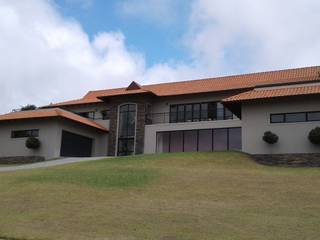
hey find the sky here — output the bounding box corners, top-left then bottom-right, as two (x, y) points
(0, 0), (320, 113)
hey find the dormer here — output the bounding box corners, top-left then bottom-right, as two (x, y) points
(126, 81), (142, 91)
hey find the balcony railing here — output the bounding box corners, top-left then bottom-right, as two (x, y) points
(145, 112), (234, 125)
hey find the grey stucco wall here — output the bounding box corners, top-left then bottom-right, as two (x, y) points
(242, 97), (320, 154)
(144, 119), (242, 154)
(0, 118), (108, 160)
(62, 103), (110, 129)
(0, 119), (61, 159)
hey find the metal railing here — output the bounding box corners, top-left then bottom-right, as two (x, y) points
(145, 112), (234, 125)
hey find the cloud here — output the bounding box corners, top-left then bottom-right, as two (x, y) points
(0, 0), (145, 113)
(0, 0), (320, 114)
(187, 0), (320, 73)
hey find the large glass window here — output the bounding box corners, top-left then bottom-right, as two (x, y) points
(156, 128), (241, 153)
(228, 128), (242, 150)
(213, 129), (228, 151)
(198, 129), (212, 151)
(156, 132), (170, 153)
(169, 102), (234, 123)
(170, 131), (183, 152)
(117, 104), (136, 156)
(184, 130), (198, 152)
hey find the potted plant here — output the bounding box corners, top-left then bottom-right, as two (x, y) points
(25, 137), (41, 150)
(263, 131), (279, 144)
(308, 127), (320, 145)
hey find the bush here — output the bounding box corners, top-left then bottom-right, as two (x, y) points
(263, 131), (279, 144)
(26, 137), (41, 149)
(308, 127), (320, 145)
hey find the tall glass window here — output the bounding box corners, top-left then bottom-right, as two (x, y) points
(117, 104), (136, 156)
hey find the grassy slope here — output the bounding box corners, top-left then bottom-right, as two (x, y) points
(0, 152), (319, 240)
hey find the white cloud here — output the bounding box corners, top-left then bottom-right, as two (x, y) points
(187, 0), (320, 73)
(0, 0), (320, 114)
(0, 0), (145, 113)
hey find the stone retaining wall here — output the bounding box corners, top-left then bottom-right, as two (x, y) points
(254, 154), (320, 167)
(0, 156), (45, 165)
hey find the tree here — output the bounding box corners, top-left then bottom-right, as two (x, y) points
(20, 104), (37, 111)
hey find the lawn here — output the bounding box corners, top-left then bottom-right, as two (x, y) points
(0, 152), (319, 240)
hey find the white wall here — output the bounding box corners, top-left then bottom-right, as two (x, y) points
(242, 97), (320, 154)
(144, 119), (242, 154)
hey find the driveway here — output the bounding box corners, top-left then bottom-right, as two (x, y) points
(0, 156), (108, 173)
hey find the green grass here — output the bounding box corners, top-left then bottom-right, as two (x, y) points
(0, 152), (319, 240)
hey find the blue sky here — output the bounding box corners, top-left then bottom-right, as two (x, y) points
(54, 0), (191, 67)
(0, 0), (319, 113)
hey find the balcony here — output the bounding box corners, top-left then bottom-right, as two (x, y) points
(145, 111), (235, 125)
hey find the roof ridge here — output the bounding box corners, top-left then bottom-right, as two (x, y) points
(142, 65), (320, 88)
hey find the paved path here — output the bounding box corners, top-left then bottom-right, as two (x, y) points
(0, 156), (108, 173)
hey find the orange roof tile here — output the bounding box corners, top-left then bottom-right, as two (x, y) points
(47, 66), (320, 107)
(0, 108), (108, 132)
(223, 85), (320, 102)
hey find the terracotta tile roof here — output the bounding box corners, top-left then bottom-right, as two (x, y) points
(47, 66), (320, 107)
(0, 108), (108, 132)
(223, 85), (320, 102)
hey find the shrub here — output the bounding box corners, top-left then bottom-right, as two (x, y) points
(26, 137), (41, 149)
(263, 131), (279, 144)
(20, 104), (37, 111)
(308, 127), (320, 145)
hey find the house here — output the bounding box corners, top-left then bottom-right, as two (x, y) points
(0, 66), (319, 160)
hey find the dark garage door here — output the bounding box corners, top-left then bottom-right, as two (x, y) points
(60, 130), (93, 157)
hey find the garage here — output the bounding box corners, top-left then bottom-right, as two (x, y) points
(60, 130), (93, 157)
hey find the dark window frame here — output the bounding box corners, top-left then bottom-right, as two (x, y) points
(77, 111), (95, 120)
(11, 129), (39, 138)
(117, 104), (137, 156)
(270, 111), (320, 124)
(156, 127), (241, 153)
(169, 101), (233, 123)
(101, 109), (111, 120)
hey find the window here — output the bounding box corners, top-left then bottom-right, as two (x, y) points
(156, 128), (241, 153)
(78, 111), (95, 120)
(185, 104), (193, 122)
(198, 129), (212, 151)
(170, 105), (177, 123)
(228, 128), (242, 150)
(307, 112), (320, 121)
(213, 129), (228, 151)
(169, 102), (233, 123)
(271, 111), (320, 124)
(117, 104), (136, 156)
(184, 130), (198, 152)
(270, 114), (285, 123)
(101, 110), (110, 120)
(170, 131), (183, 152)
(11, 129), (39, 138)
(285, 113), (306, 123)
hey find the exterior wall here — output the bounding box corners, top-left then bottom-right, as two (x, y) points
(62, 103), (110, 129)
(242, 96), (320, 154)
(0, 119), (61, 159)
(0, 118), (108, 160)
(144, 119), (242, 154)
